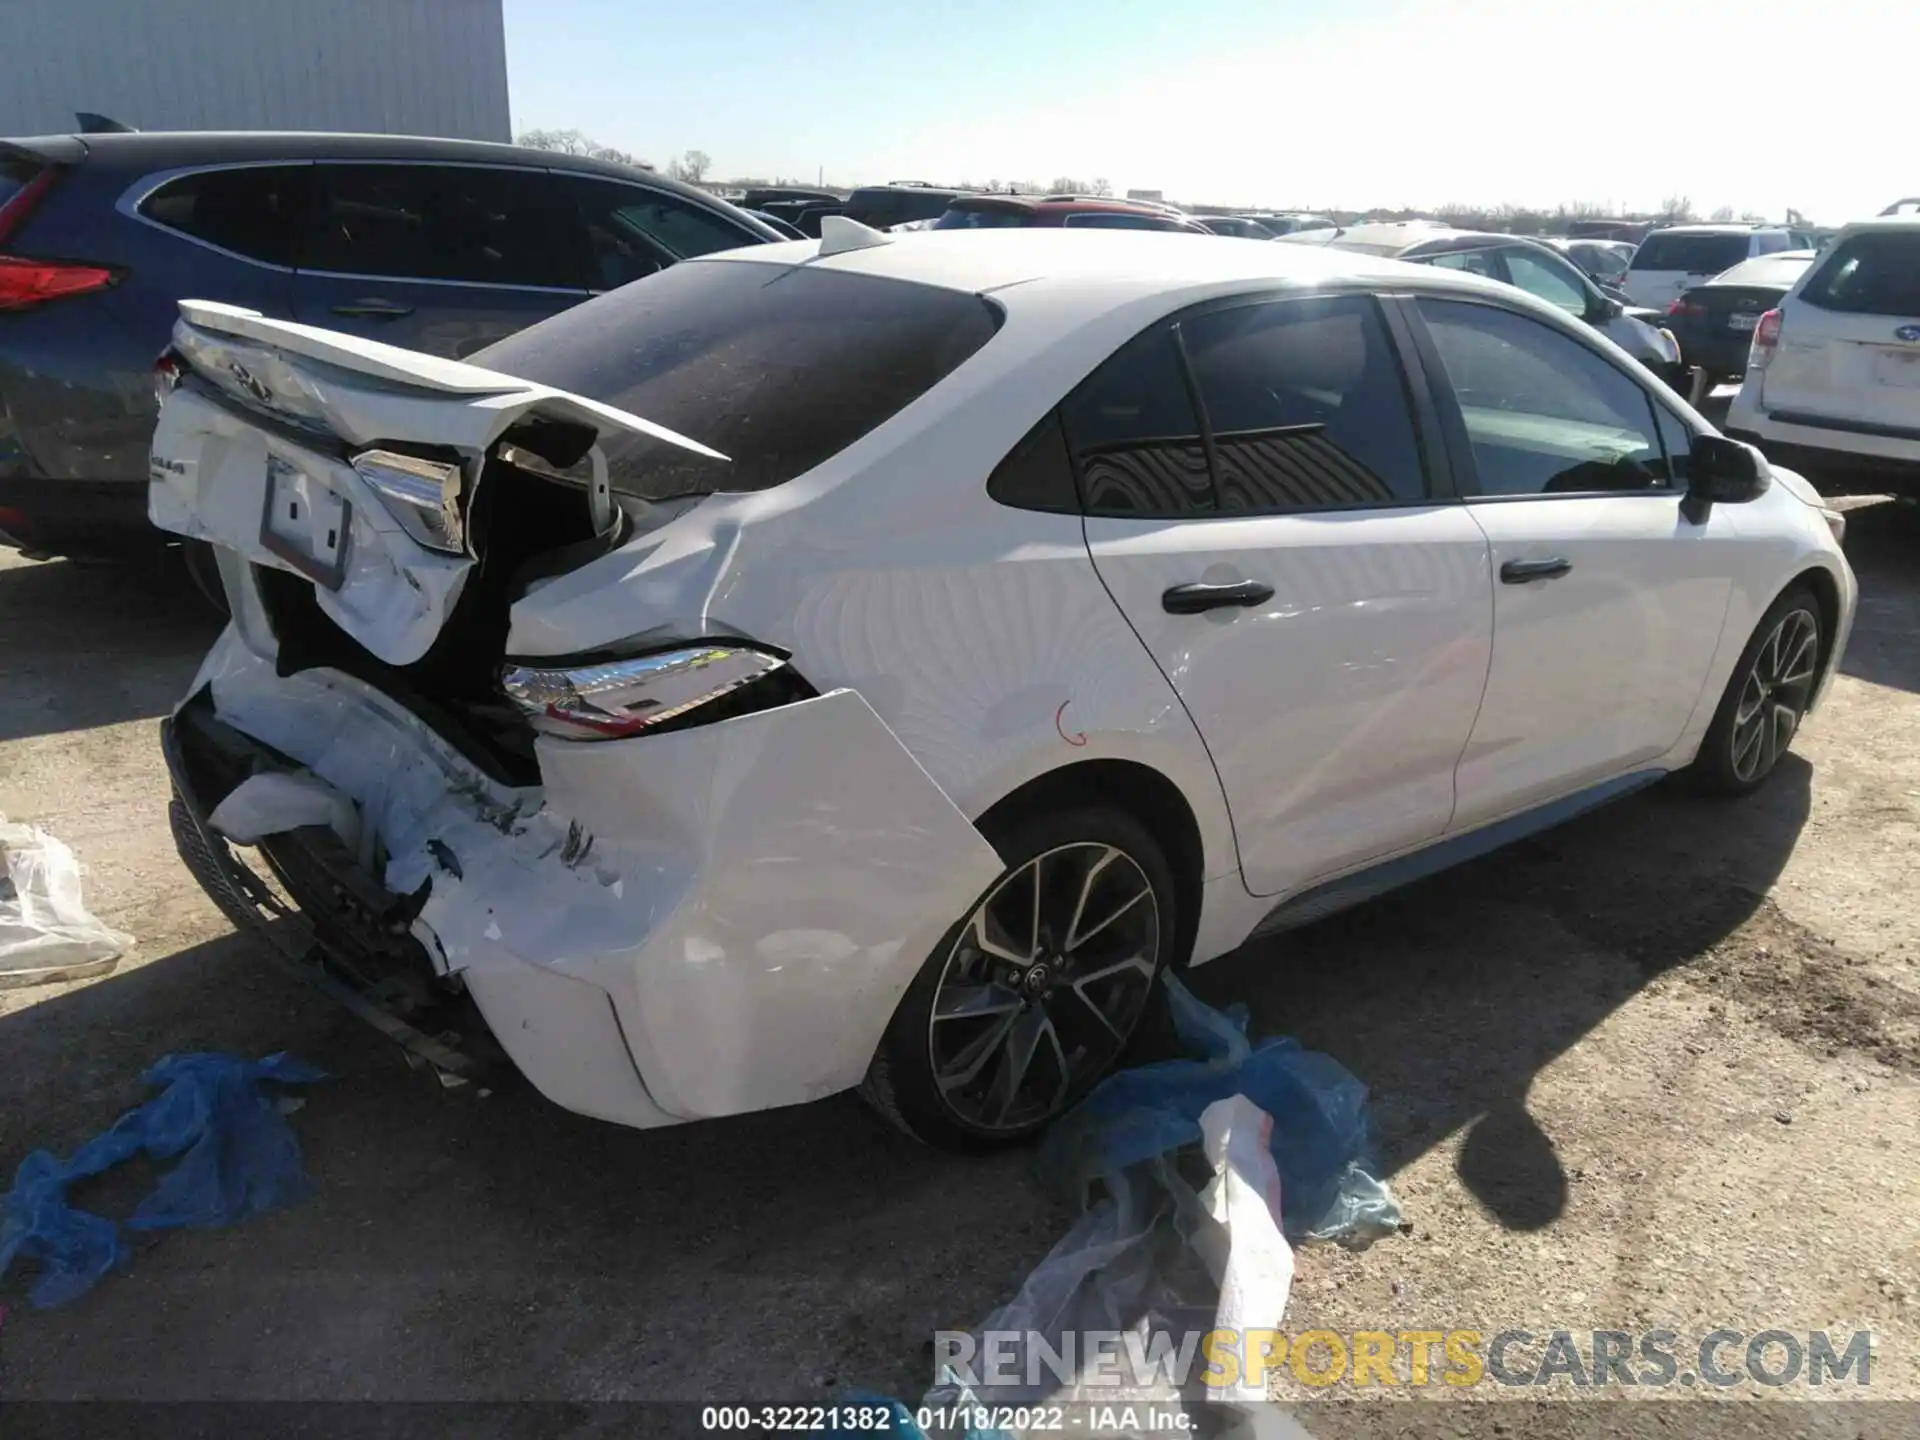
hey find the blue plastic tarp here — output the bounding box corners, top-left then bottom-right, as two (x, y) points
(0, 1051), (325, 1307)
(1039, 975), (1400, 1247)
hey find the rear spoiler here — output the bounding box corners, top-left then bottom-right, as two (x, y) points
(0, 136), (89, 167)
(175, 300), (727, 462)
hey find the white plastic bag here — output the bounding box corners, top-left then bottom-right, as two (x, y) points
(0, 820), (134, 989)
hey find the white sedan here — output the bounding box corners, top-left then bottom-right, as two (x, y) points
(149, 224), (1855, 1150)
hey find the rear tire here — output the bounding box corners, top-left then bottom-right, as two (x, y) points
(860, 804), (1180, 1151)
(1690, 584), (1822, 797)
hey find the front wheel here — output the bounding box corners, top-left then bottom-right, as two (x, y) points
(1691, 585), (1822, 796)
(860, 805), (1179, 1150)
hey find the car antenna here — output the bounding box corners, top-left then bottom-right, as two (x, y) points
(816, 215), (894, 256)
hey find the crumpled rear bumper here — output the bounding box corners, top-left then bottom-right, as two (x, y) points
(168, 629), (1003, 1129)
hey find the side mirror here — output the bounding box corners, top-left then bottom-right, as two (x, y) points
(1682, 434), (1771, 523)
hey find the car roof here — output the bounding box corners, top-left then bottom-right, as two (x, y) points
(1649, 223), (1783, 236)
(1826, 214), (1920, 239)
(1289, 220), (1463, 255)
(20, 128), (715, 194)
(698, 227), (1553, 321)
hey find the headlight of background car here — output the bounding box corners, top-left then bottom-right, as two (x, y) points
(501, 645), (791, 740)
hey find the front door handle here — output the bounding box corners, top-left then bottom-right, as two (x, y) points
(1161, 579), (1275, 614)
(331, 298), (415, 319)
(1500, 557), (1573, 584)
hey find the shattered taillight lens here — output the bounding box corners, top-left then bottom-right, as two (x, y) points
(501, 645), (789, 740)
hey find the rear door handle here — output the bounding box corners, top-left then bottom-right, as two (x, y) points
(1161, 579), (1275, 614)
(1500, 557), (1573, 584)
(331, 298), (414, 319)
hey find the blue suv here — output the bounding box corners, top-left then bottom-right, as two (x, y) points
(0, 130), (776, 562)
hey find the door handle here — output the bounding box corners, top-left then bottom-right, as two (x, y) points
(330, 298), (414, 319)
(1500, 557), (1573, 584)
(1161, 579), (1275, 614)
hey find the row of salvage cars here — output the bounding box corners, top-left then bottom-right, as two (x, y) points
(150, 215), (1862, 1149)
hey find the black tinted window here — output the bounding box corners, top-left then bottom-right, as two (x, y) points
(140, 165), (309, 266)
(566, 176), (758, 291)
(1417, 299), (1670, 496)
(1061, 212), (1180, 230)
(1801, 231), (1920, 317)
(301, 165), (579, 288)
(987, 411), (1079, 513)
(1182, 295), (1427, 510)
(473, 260), (1001, 498)
(1630, 233), (1749, 273)
(1061, 326), (1212, 516)
(1652, 404), (1694, 487)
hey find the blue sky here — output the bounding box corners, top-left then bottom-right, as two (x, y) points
(503, 0), (1911, 224)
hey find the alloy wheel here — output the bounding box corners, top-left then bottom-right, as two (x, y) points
(1730, 608), (1819, 783)
(927, 842), (1161, 1133)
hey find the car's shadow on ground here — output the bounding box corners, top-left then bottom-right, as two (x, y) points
(0, 552), (220, 743)
(1187, 757), (1812, 1234)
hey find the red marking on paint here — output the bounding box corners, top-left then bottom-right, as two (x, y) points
(1055, 700), (1088, 747)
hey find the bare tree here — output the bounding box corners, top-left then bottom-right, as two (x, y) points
(1660, 193), (1696, 221)
(516, 128), (650, 169)
(673, 149), (712, 183)
(1709, 204), (1736, 222)
(1091, 177), (1112, 197)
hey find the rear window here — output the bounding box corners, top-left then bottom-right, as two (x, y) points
(844, 188), (957, 228)
(471, 259), (1003, 499)
(1800, 231), (1920, 317)
(138, 164), (310, 267)
(1630, 232), (1749, 274)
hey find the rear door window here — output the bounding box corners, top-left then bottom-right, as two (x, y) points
(300, 164), (580, 289)
(1630, 232), (1749, 274)
(138, 164), (311, 267)
(1800, 231), (1920, 317)
(1060, 325), (1213, 515)
(1181, 294), (1428, 510)
(1061, 211), (1178, 230)
(472, 260), (1002, 498)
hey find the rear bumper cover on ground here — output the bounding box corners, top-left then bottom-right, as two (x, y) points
(167, 629), (1004, 1129)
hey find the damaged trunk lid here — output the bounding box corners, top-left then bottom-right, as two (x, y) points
(148, 299), (726, 666)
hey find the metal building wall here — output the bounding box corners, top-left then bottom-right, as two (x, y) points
(0, 0), (509, 141)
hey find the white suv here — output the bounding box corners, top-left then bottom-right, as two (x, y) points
(1726, 215), (1920, 499)
(1623, 225), (1800, 309)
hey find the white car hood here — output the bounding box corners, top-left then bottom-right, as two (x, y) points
(148, 300), (725, 665)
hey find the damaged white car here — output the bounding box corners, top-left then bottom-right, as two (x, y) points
(153, 224), (1855, 1149)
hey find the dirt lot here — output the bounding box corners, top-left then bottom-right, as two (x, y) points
(1, 498), (1916, 1431)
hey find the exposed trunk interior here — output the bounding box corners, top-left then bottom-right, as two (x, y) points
(257, 451), (614, 786)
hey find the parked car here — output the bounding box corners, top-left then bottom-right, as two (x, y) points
(1726, 216), (1920, 498)
(1545, 236), (1635, 290)
(1621, 225), (1799, 309)
(1197, 215), (1276, 239)
(841, 183), (973, 230)
(933, 196), (1211, 232)
(748, 209), (807, 240)
(151, 229), (1853, 1148)
(0, 129), (777, 564)
(1665, 250), (1817, 392)
(1283, 224), (1684, 385)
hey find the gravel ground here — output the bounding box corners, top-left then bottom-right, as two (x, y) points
(0, 495), (1915, 1435)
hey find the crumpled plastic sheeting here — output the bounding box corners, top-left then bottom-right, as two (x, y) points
(1040, 976), (1402, 1249)
(921, 1093), (1314, 1440)
(0, 819), (134, 990)
(0, 1052), (325, 1308)
(209, 771), (364, 856)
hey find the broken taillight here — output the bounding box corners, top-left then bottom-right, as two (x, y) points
(501, 645), (789, 741)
